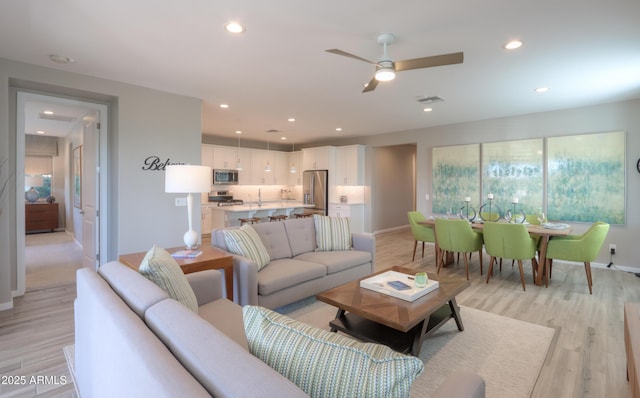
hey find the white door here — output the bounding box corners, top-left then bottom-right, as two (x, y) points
(81, 112), (100, 269)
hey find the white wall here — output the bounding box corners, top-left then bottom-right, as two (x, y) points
(360, 99), (640, 269)
(0, 58), (202, 307)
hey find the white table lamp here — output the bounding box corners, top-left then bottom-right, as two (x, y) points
(165, 164), (212, 249)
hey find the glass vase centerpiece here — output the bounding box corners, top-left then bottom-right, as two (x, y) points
(479, 193), (501, 222)
(504, 197), (526, 223)
(458, 197), (477, 222)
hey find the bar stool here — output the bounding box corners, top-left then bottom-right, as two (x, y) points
(294, 213), (313, 219)
(239, 217), (260, 225)
(268, 215), (288, 222)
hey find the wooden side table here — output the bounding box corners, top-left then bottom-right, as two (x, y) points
(119, 246), (234, 301)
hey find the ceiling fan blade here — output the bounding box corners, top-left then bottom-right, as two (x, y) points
(395, 52), (464, 72)
(362, 76), (379, 93)
(326, 49), (376, 65)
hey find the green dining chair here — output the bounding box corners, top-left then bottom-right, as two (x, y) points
(545, 222), (610, 294)
(407, 211), (436, 262)
(435, 219), (483, 280)
(483, 222), (538, 291)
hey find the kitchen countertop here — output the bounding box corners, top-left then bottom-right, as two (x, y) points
(204, 201), (311, 213)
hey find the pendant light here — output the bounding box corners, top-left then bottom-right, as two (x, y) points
(264, 133), (272, 172)
(235, 131), (243, 170)
(290, 142), (297, 173)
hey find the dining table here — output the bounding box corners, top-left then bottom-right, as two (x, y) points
(418, 218), (573, 286)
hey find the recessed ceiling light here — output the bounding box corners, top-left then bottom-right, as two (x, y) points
(225, 22), (245, 34)
(43, 110), (54, 115)
(220, 104), (229, 109)
(36, 130), (45, 134)
(288, 118), (295, 122)
(535, 87), (550, 93)
(235, 130), (242, 134)
(280, 136), (287, 140)
(504, 40), (523, 50)
(423, 108), (433, 112)
(336, 127), (342, 132)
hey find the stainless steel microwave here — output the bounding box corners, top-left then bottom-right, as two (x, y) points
(213, 169), (239, 185)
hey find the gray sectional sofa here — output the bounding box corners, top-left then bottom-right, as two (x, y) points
(75, 262), (307, 397)
(75, 260), (486, 398)
(211, 216), (376, 309)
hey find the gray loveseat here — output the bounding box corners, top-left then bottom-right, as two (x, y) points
(75, 261), (486, 398)
(211, 216), (376, 309)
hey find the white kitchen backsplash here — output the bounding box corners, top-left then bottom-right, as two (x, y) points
(205, 184), (302, 203)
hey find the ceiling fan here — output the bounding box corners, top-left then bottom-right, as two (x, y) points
(326, 33), (464, 93)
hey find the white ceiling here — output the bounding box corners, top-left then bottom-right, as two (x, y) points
(3, 0), (640, 143)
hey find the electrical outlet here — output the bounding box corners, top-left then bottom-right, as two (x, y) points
(175, 197), (187, 207)
(609, 244), (616, 255)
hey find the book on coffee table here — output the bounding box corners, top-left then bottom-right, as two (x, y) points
(171, 249), (202, 258)
(360, 270), (439, 302)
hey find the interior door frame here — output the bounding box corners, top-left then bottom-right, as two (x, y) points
(15, 91), (109, 296)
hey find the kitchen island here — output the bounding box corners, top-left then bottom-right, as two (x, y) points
(204, 201), (314, 229)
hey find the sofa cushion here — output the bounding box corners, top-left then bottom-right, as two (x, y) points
(258, 259), (326, 296)
(284, 217), (317, 256)
(295, 250), (372, 275)
(138, 246), (198, 313)
(223, 225), (271, 270)
(252, 222), (293, 260)
(313, 214), (352, 251)
(243, 306), (424, 398)
(98, 261), (169, 318)
(198, 299), (249, 350)
(145, 299), (308, 398)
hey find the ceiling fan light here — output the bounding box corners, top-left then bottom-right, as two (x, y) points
(375, 67), (395, 82)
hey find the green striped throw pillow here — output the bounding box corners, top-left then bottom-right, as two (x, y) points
(138, 245), (198, 312)
(243, 306), (424, 398)
(223, 225), (271, 270)
(313, 214), (352, 251)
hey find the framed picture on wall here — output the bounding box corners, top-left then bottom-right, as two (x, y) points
(432, 144), (480, 213)
(547, 131), (625, 224)
(73, 145), (82, 209)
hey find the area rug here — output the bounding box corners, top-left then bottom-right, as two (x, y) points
(63, 345), (80, 398)
(280, 299), (555, 398)
(26, 231), (82, 291)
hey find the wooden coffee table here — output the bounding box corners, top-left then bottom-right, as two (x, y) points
(316, 266), (470, 356)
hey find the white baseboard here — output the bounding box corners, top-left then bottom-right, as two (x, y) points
(0, 300), (13, 311)
(374, 225), (410, 235)
(549, 259), (638, 273)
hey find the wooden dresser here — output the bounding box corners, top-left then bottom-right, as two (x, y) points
(25, 203), (59, 233)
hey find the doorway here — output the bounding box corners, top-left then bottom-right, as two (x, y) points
(16, 91), (108, 294)
(372, 144), (416, 233)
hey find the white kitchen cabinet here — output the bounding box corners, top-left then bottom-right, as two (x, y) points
(302, 146), (335, 170)
(329, 203), (364, 233)
(201, 144), (214, 168)
(212, 146), (239, 170)
(250, 150), (275, 185)
(273, 151), (289, 185)
(288, 151), (302, 185)
(235, 148), (251, 184)
(201, 206), (213, 236)
(335, 145), (365, 186)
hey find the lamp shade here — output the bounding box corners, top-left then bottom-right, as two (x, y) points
(25, 174), (44, 188)
(165, 165), (211, 193)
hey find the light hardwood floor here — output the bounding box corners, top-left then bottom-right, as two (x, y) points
(1, 227), (637, 397)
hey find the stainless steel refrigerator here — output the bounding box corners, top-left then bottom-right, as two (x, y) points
(303, 170), (328, 215)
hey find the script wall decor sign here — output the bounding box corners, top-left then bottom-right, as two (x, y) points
(141, 156), (185, 171)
